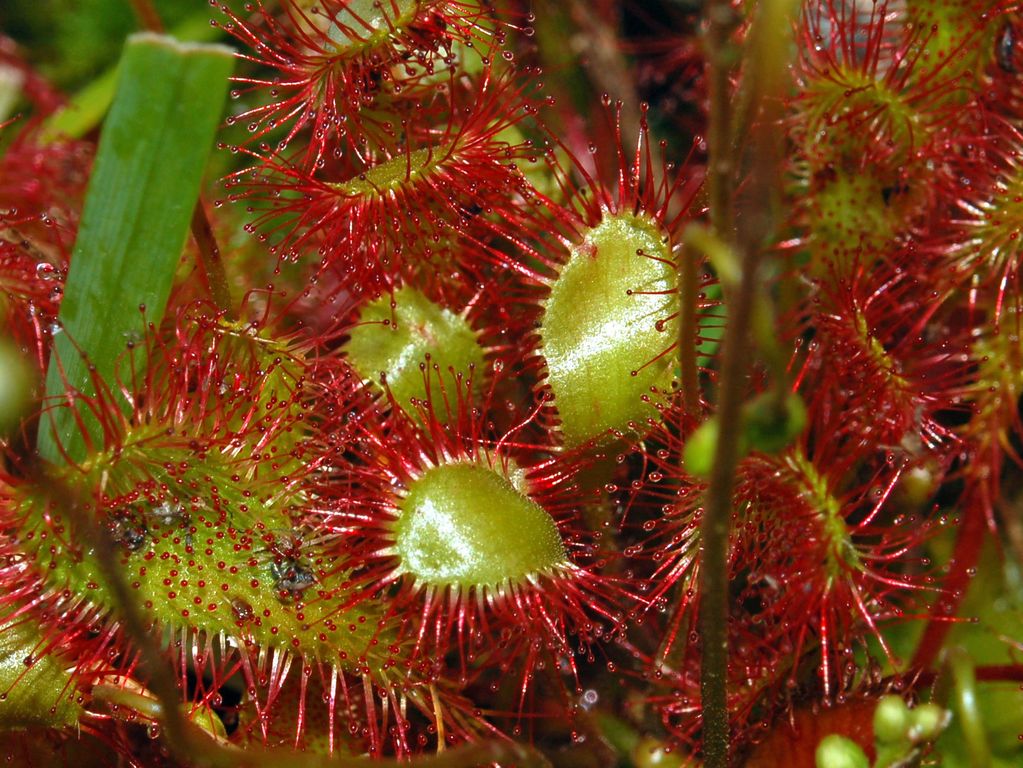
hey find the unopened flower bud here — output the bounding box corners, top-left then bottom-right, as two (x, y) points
(815, 734), (870, 768)
(908, 703), (949, 743)
(873, 694), (911, 744)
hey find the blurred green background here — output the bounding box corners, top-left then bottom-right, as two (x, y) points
(1, 0), (246, 91)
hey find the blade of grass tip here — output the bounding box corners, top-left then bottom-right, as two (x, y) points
(39, 14), (225, 143)
(124, 0), (237, 319)
(37, 33), (234, 465)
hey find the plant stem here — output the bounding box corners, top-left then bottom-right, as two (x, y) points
(679, 243), (701, 418)
(698, 0), (742, 763)
(564, 0), (643, 154)
(912, 488), (988, 671)
(697, 0), (797, 761)
(939, 648), (992, 767)
(128, 0), (165, 33)
(37, 464), (552, 768)
(31, 466), (192, 750)
(704, 2), (739, 241)
(191, 200), (237, 319)
(696, 247), (751, 768)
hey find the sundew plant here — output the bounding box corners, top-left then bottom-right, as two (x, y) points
(0, 0), (1022, 766)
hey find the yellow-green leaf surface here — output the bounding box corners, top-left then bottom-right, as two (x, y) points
(394, 462), (567, 589)
(344, 286), (486, 417)
(540, 213), (678, 447)
(0, 620), (82, 730)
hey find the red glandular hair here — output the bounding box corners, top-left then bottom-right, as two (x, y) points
(791, 0), (975, 165)
(308, 367), (631, 708)
(905, 288), (1023, 667)
(0, 135), (92, 371)
(622, 400), (790, 753)
(730, 442), (938, 700)
(983, 10), (1023, 119)
(942, 116), (1023, 317)
(0, 306), (377, 750)
(638, 441), (937, 751)
(286, 243), (532, 375)
(0, 132), (92, 232)
(0, 228), (63, 373)
(224, 64), (537, 295)
(614, 394), (703, 636)
(8, 310), (504, 755)
(31, 302), (313, 466)
(626, 380), (939, 752)
(212, 0), (520, 168)
(794, 257), (973, 459)
(495, 103), (705, 282)
(0, 472), (121, 712)
(621, 1), (706, 141)
(784, 0), (988, 266)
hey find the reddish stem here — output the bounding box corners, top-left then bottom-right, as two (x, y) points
(128, 0), (165, 33)
(911, 486), (989, 671)
(191, 201), (236, 319)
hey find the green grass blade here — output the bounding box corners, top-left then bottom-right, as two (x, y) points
(39, 14), (226, 143)
(38, 33), (234, 464)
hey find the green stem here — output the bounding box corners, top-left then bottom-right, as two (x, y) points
(945, 648), (992, 768)
(679, 224), (747, 764)
(695, 242), (751, 768)
(679, 243), (701, 418)
(696, 0), (797, 761)
(704, 0), (740, 241)
(697, 0), (742, 761)
(30, 466), (192, 749)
